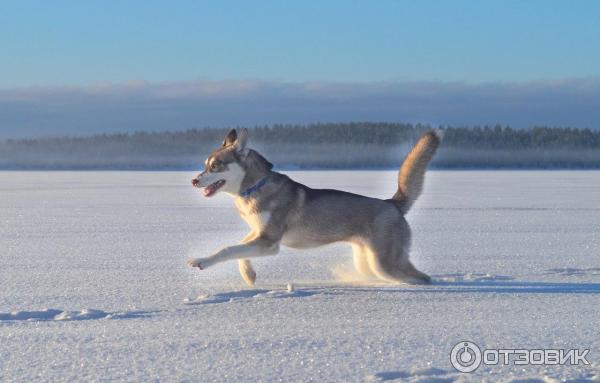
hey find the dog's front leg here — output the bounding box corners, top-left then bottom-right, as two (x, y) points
(188, 236), (279, 270)
(239, 232), (258, 286)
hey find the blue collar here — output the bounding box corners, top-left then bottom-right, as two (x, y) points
(240, 176), (268, 198)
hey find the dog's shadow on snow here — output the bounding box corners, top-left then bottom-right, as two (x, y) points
(318, 278), (600, 295)
(183, 272), (600, 306)
(428, 280), (600, 294)
(422, 272), (600, 294)
(340, 278), (600, 295)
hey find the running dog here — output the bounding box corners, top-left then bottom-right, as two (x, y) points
(188, 128), (440, 286)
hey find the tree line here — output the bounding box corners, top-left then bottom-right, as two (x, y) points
(1, 123), (599, 169)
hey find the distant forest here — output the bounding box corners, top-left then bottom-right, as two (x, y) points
(2, 123), (600, 169)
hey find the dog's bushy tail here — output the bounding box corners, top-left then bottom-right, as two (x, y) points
(391, 131), (441, 214)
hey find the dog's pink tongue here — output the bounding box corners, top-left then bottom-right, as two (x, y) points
(203, 186), (215, 197)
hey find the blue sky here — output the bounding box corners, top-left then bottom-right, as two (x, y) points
(1, 0), (599, 86)
(1, 1), (600, 137)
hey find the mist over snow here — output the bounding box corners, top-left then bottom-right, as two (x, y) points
(1, 78), (600, 138)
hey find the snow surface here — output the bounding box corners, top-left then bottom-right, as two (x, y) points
(1, 170), (600, 382)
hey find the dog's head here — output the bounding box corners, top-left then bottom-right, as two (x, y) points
(192, 128), (248, 197)
(192, 128), (273, 197)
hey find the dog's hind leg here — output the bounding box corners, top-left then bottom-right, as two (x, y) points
(366, 251), (419, 284)
(352, 243), (376, 277)
(364, 236), (430, 285)
(372, 251), (431, 285)
(362, 242), (405, 284)
(400, 261), (431, 284)
(364, 214), (431, 284)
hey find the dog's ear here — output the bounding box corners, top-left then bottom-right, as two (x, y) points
(222, 129), (237, 147)
(233, 128), (249, 154)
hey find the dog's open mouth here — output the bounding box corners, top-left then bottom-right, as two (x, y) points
(203, 179), (226, 197)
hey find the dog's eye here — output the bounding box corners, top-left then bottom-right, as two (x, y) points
(210, 161), (220, 171)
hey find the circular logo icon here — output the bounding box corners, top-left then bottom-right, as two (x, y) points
(450, 341), (482, 373)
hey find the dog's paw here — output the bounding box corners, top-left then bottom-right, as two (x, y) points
(187, 257), (204, 270)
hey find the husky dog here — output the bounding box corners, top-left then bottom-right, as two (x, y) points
(188, 128), (440, 286)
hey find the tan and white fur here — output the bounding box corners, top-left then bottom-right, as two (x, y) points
(188, 128), (440, 286)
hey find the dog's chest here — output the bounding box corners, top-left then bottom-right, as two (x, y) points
(235, 199), (271, 232)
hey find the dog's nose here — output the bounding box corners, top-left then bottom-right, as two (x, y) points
(192, 179), (199, 186)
